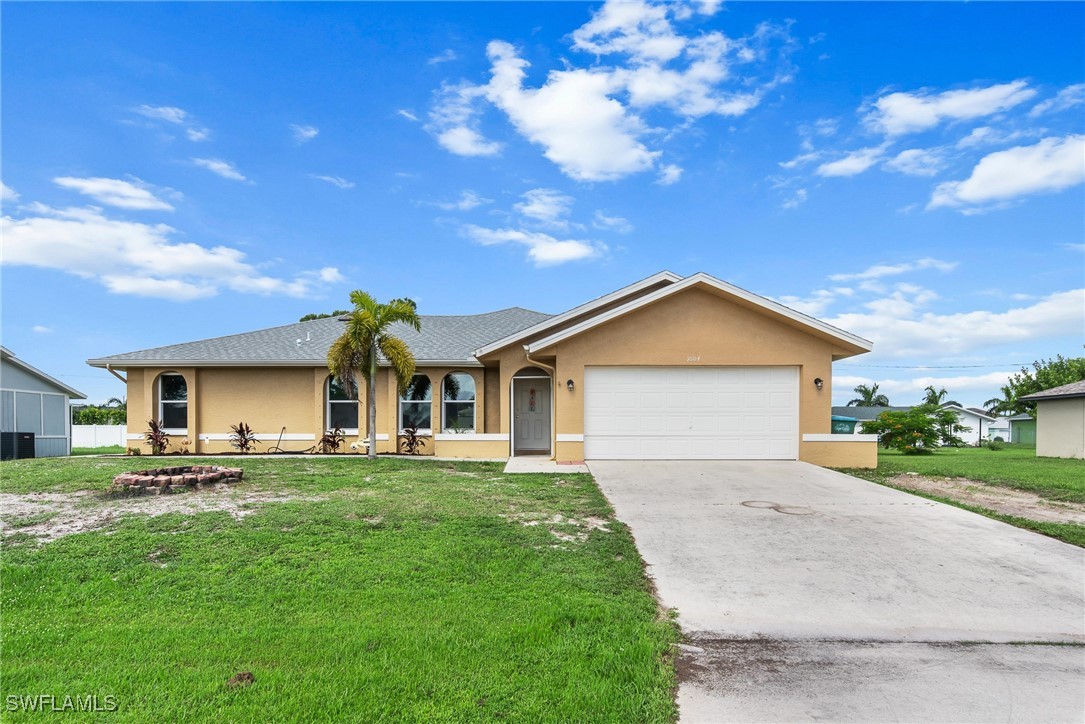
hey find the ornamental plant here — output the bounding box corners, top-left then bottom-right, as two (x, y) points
(143, 420), (170, 455)
(228, 422), (260, 454)
(860, 404), (963, 455)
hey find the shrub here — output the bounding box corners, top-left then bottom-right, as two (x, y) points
(993, 436), (1005, 443)
(400, 426), (426, 455)
(318, 428), (345, 454)
(861, 405), (945, 454)
(987, 439), (1005, 451)
(228, 422), (260, 454)
(143, 420), (170, 455)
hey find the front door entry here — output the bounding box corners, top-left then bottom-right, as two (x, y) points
(513, 378), (551, 454)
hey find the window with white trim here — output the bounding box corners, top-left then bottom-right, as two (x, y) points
(158, 373), (188, 432)
(399, 375), (431, 431)
(326, 376), (359, 432)
(442, 372), (476, 432)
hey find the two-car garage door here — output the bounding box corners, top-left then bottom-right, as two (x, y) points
(584, 367), (799, 460)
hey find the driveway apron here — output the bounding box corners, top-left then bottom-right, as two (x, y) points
(589, 460), (1085, 723)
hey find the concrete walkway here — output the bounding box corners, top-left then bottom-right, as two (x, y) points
(589, 460), (1085, 723)
(503, 457), (590, 474)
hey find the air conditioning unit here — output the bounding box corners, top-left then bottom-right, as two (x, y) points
(0, 432), (36, 460)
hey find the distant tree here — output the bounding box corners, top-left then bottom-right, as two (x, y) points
(389, 298), (418, 311)
(847, 383), (890, 407)
(985, 355), (1085, 416)
(862, 404), (968, 453)
(298, 310), (351, 322)
(922, 386), (961, 408)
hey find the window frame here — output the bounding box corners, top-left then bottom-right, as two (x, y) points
(326, 376), (360, 434)
(398, 374), (433, 433)
(158, 373), (188, 434)
(441, 371), (476, 433)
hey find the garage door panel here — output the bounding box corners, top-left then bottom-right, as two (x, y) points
(584, 366), (798, 460)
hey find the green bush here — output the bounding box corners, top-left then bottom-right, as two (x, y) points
(861, 404), (965, 455)
(987, 439), (1005, 451)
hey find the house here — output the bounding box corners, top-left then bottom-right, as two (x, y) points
(87, 271), (878, 467)
(987, 416), (1011, 442)
(940, 405), (997, 446)
(1, 346), (86, 458)
(831, 406), (914, 428)
(1020, 382), (1085, 460)
(1008, 414), (1036, 445)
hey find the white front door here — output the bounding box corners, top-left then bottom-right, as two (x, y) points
(513, 378), (551, 454)
(584, 366), (799, 460)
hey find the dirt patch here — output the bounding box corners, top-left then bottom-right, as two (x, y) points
(503, 512), (612, 544)
(888, 474), (1085, 524)
(0, 488), (326, 544)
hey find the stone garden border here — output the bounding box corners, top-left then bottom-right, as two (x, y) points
(112, 465), (244, 494)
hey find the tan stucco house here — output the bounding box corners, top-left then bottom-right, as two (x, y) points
(88, 271), (877, 467)
(1020, 381), (1085, 460)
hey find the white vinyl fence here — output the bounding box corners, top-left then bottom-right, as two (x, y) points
(72, 424), (127, 448)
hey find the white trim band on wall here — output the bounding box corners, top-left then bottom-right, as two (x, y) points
(199, 433), (317, 442)
(802, 434), (879, 442)
(556, 434), (584, 442)
(433, 433), (509, 442)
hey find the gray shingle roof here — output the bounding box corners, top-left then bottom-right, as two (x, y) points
(88, 308), (552, 366)
(1020, 380), (1085, 401)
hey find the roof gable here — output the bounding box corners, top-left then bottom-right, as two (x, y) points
(1020, 380), (1085, 401)
(525, 272), (872, 359)
(1, 347), (86, 398)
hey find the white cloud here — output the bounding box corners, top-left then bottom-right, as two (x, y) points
(134, 105), (189, 124)
(53, 176), (175, 211)
(864, 80), (1036, 136)
(833, 371), (1016, 406)
(462, 224), (604, 266)
(311, 175), (355, 189)
(781, 188), (808, 209)
(884, 148), (945, 177)
(816, 145), (886, 177)
(1, 181), (19, 203)
(514, 188), (574, 225)
(318, 267), (345, 283)
(830, 257), (957, 282)
(657, 164), (683, 185)
(2, 203), (336, 302)
(929, 134), (1085, 211)
(32, 325), (53, 334)
(427, 49), (458, 65)
(1062, 243), (1085, 253)
(435, 190), (492, 211)
(774, 288), (839, 316)
(186, 127), (211, 142)
(192, 158), (248, 182)
(1029, 83), (1085, 118)
(827, 288), (1084, 358)
(291, 124), (319, 143)
(428, 1), (793, 181)
(397, 109), (420, 122)
(593, 210), (634, 233)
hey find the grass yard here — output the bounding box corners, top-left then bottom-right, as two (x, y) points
(840, 447), (1085, 547)
(70, 445), (126, 456)
(1, 456), (678, 722)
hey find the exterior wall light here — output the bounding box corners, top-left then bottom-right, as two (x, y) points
(566, 379), (575, 391)
(814, 377), (824, 391)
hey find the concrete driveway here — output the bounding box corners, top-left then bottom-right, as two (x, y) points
(589, 461), (1085, 723)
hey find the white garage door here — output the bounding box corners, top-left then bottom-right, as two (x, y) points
(584, 367), (799, 460)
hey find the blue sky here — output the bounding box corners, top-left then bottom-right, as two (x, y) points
(3, 1), (1083, 408)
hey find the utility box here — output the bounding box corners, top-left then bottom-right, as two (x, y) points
(831, 415), (858, 434)
(1, 431), (36, 460)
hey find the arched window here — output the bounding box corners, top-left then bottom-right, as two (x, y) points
(399, 375), (431, 430)
(442, 372), (476, 432)
(158, 373), (188, 432)
(326, 376), (359, 432)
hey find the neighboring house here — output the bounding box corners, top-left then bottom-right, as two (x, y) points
(987, 416), (1011, 442)
(940, 405), (997, 446)
(1008, 414), (1036, 445)
(1020, 382), (1085, 460)
(1, 346), (86, 458)
(87, 271), (878, 467)
(831, 406), (914, 428)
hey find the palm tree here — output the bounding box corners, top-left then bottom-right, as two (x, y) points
(846, 383), (890, 407)
(921, 386), (960, 408)
(327, 291), (421, 460)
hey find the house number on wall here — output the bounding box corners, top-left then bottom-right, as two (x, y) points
(686, 355), (701, 362)
(529, 388), (536, 412)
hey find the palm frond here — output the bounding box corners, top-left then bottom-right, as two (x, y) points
(378, 335), (417, 393)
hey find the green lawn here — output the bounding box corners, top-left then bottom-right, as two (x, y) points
(1, 457), (678, 722)
(840, 447), (1085, 547)
(70, 445), (126, 456)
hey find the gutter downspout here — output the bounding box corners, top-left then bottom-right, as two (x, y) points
(105, 365), (127, 384)
(523, 346), (557, 460)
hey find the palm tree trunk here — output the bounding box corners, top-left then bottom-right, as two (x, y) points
(368, 341), (377, 461)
